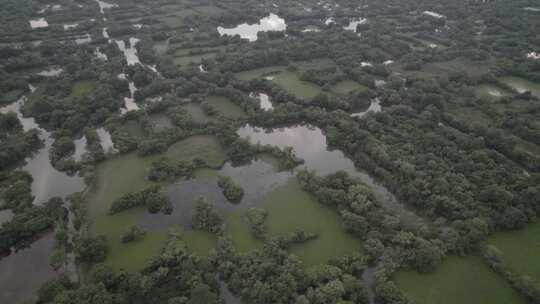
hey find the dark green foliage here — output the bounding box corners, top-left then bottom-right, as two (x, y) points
(147, 158), (195, 181)
(109, 185), (170, 215)
(121, 225), (146, 243)
(0, 197), (65, 254)
(217, 175), (244, 203)
(482, 245), (540, 303)
(192, 196), (222, 233)
(76, 236), (109, 264)
(244, 208), (268, 239)
(0, 112), (41, 170)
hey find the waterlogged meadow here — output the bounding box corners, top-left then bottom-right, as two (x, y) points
(487, 222), (540, 282)
(394, 256), (527, 304)
(87, 135), (228, 270)
(226, 178), (363, 266)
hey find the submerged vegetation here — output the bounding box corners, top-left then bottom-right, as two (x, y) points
(0, 0), (539, 303)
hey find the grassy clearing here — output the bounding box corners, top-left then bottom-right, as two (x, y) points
(500, 77), (540, 97)
(294, 58), (337, 71)
(192, 5), (225, 16)
(394, 59), (492, 79)
(93, 209), (168, 271)
(166, 135), (227, 168)
(206, 96), (246, 118)
(394, 255), (526, 304)
(448, 106), (495, 128)
(226, 178), (363, 267)
(149, 113), (173, 131)
(119, 120), (145, 138)
(70, 81), (95, 98)
(181, 230), (217, 256)
(182, 103), (214, 123)
(331, 80), (368, 95)
(272, 71), (323, 99)
(235, 66), (287, 81)
(475, 84), (508, 100)
(487, 222), (540, 281)
(173, 53), (216, 66)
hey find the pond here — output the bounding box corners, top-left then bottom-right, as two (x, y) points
(72, 136), (87, 162)
(97, 127), (116, 152)
(236, 124), (423, 225)
(0, 233), (57, 304)
(343, 18), (367, 31)
(118, 73), (139, 113)
(115, 38), (141, 66)
(251, 92), (273, 110)
(29, 18), (48, 29)
(95, 0), (118, 15)
(37, 67), (63, 77)
(75, 33), (92, 45)
(95, 47), (108, 60)
(0, 95), (85, 204)
(63, 23), (79, 30)
(138, 157), (291, 231)
(217, 14), (287, 42)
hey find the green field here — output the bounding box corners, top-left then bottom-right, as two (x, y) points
(272, 71), (323, 99)
(70, 81), (95, 98)
(87, 135), (228, 271)
(500, 76), (540, 97)
(165, 135), (227, 168)
(235, 66), (323, 99)
(395, 255), (526, 304)
(331, 80), (368, 95)
(173, 53), (216, 66)
(475, 84), (508, 100)
(149, 113), (173, 131)
(182, 103), (214, 123)
(206, 96), (246, 118)
(487, 222), (540, 281)
(235, 66), (287, 81)
(119, 120), (145, 138)
(226, 178), (363, 267)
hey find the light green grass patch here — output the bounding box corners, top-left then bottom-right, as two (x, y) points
(294, 58), (337, 71)
(226, 178), (363, 267)
(500, 77), (540, 98)
(487, 222), (540, 281)
(149, 113), (173, 131)
(70, 81), (95, 98)
(331, 80), (368, 95)
(173, 53), (216, 66)
(206, 96), (246, 118)
(272, 71), (323, 99)
(448, 106), (495, 128)
(475, 84), (509, 100)
(235, 66), (287, 81)
(119, 120), (145, 138)
(182, 103), (214, 123)
(166, 135), (227, 168)
(394, 255), (526, 304)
